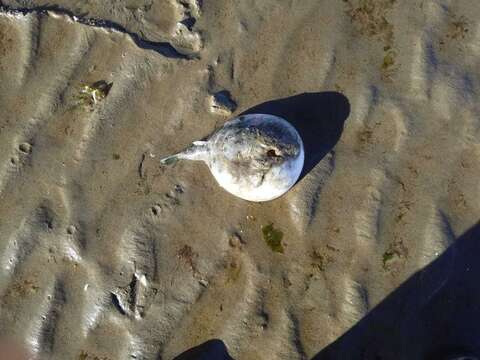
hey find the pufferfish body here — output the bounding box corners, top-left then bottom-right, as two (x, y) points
(160, 114), (304, 202)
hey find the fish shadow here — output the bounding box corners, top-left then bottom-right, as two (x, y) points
(240, 92), (350, 181)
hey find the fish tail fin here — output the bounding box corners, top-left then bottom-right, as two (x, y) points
(159, 154), (180, 165)
(160, 141), (209, 165)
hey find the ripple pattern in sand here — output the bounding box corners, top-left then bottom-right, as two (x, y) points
(0, 1), (480, 360)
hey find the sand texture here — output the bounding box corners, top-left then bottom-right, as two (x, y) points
(0, 0), (480, 359)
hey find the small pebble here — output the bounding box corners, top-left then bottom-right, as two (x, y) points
(151, 205), (162, 216)
(66, 225), (76, 235)
(18, 143), (32, 154)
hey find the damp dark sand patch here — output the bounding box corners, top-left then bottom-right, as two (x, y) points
(382, 239), (408, 270)
(344, 0), (399, 79)
(177, 244), (199, 274)
(344, 0), (396, 42)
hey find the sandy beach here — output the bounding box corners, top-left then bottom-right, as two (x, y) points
(0, 0), (479, 359)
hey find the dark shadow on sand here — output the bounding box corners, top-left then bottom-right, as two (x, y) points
(241, 92), (350, 181)
(172, 339), (234, 360)
(313, 221), (480, 360)
(171, 222), (480, 360)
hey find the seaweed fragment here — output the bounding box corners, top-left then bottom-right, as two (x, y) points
(262, 223), (284, 253)
(77, 80), (113, 109)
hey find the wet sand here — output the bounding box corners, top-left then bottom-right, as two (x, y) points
(0, 1), (479, 359)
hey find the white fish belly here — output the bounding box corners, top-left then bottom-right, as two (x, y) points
(211, 148), (304, 202)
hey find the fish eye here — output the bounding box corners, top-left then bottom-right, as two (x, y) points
(266, 149), (278, 157)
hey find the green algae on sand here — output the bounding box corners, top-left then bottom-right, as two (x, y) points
(77, 80), (113, 109)
(262, 223), (284, 253)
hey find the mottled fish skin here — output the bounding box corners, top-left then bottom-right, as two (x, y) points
(208, 115), (301, 185)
